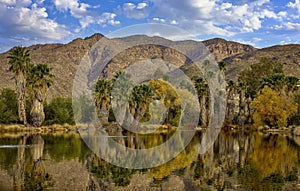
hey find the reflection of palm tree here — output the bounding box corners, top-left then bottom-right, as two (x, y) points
(25, 135), (51, 190)
(13, 136), (27, 190)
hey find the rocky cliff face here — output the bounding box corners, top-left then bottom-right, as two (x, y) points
(224, 44), (300, 80)
(0, 33), (298, 99)
(203, 38), (256, 62)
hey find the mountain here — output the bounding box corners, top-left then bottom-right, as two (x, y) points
(0, 33), (299, 100)
(224, 44), (300, 80)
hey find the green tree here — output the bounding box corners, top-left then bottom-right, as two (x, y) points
(27, 64), (54, 126)
(284, 76), (299, 92)
(7, 46), (30, 125)
(44, 97), (75, 125)
(0, 88), (18, 124)
(238, 58), (283, 98)
(251, 86), (297, 128)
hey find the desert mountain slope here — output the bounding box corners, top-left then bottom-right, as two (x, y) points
(0, 33), (298, 100)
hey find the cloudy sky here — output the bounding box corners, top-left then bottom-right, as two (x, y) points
(0, 0), (299, 52)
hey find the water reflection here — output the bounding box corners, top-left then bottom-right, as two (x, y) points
(0, 131), (299, 190)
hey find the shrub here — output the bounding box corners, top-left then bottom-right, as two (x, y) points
(0, 88), (18, 124)
(43, 97), (75, 125)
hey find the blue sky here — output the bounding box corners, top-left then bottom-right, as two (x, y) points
(0, 0), (299, 52)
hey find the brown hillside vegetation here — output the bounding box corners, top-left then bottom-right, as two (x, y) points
(0, 33), (299, 100)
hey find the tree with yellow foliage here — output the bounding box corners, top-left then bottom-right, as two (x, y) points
(251, 86), (297, 128)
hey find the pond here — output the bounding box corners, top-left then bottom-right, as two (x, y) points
(0, 130), (300, 191)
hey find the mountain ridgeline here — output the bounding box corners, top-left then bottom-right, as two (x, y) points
(0, 33), (299, 100)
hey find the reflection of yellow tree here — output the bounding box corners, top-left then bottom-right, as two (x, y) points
(250, 134), (298, 179)
(148, 139), (198, 180)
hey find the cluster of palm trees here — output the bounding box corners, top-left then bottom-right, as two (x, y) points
(8, 46), (54, 127)
(224, 59), (299, 127)
(94, 71), (192, 127)
(94, 72), (155, 126)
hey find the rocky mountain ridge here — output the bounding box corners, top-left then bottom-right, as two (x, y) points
(0, 33), (298, 100)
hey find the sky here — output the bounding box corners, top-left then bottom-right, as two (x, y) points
(0, 0), (299, 52)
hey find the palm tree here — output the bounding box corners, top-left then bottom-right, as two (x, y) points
(193, 77), (209, 126)
(27, 64), (54, 127)
(260, 73), (286, 91)
(285, 76), (299, 93)
(226, 80), (236, 124)
(129, 84), (154, 124)
(237, 81), (247, 126)
(218, 61), (226, 80)
(94, 78), (112, 124)
(7, 46), (30, 126)
(112, 72), (133, 126)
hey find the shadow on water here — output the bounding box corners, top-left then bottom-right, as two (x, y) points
(0, 130), (299, 190)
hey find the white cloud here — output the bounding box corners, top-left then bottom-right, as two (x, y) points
(97, 12), (120, 27)
(53, 0), (120, 30)
(0, 0), (32, 6)
(147, 0), (280, 37)
(288, 0), (300, 14)
(153, 17), (165, 23)
(0, 2), (69, 40)
(0, 0), (16, 5)
(278, 11), (287, 17)
(137, 2), (147, 9)
(170, 20), (178, 25)
(52, 0), (90, 18)
(122, 2), (149, 19)
(285, 22), (300, 31)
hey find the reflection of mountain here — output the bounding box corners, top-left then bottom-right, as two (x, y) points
(0, 132), (299, 190)
(84, 131), (300, 191)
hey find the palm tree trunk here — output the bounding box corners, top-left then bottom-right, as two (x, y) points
(97, 101), (110, 124)
(226, 89), (235, 124)
(16, 73), (27, 126)
(200, 96), (207, 127)
(14, 136), (27, 190)
(237, 90), (246, 126)
(30, 89), (45, 127)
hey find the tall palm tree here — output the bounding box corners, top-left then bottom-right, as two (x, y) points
(237, 81), (247, 126)
(193, 76), (209, 126)
(27, 64), (54, 127)
(7, 46), (30, 126)
(94, 78), (112, 124)
(226, 80), (236, 124)
(112, 72), (133, 126)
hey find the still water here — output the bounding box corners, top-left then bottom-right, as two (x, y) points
(0, 130), (300, 191)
